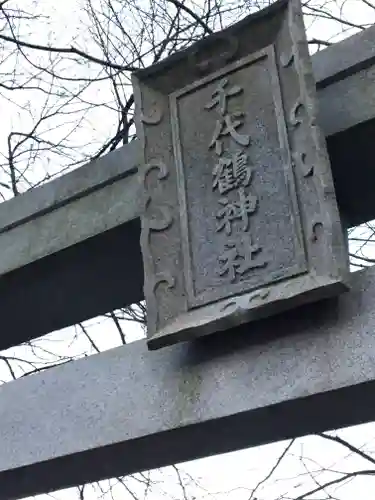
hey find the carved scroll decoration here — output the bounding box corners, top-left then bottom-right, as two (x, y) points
(280, 50), (294, 68)
(142, 160), (175, 331)
(219, 287), (271, 315)
(152, 272), (175, 292)
(289, 99), (304, 127)
(220, 300), (237, 313)
(281, 39), (316, 183)
(311, 221), (324, 243)
(281, 34), (323, 250)
(189, 35), (239, 74)
(248, 288), (270, 303)
(140, 103), (163, 125)
(143, 160), (172, 232)
(144, 201), (173, 231)
(140, 88), (163, 125)
(292, 151), (314, 177)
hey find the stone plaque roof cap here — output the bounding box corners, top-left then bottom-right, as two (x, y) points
(133, 0), (289, 79)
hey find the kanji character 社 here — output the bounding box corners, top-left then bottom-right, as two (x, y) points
(217, 233), (267, 283)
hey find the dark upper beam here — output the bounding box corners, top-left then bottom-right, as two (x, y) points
(313, 24), (375, 226)
(1, 25), (375, 349)
(1, 266), (375, 499)
(0, 140), (144, 350)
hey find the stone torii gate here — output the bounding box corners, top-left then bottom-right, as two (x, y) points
(1, 0), (375, 497)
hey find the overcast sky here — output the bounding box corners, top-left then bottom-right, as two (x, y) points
(1, 0), (375, 499)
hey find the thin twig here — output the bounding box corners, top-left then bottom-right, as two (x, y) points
(0, 33), (136, 71)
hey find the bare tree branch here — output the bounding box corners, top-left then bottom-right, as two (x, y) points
(318, 432), (375, 467)
(0, 32), (137, 71)
(167, 0), (213, 34)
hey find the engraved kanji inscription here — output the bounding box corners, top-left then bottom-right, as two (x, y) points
(205, 78), (250, 155)
(212, 151), (253, 194)
(204, 74), (265, 280)
(216, 187), (258, 235)
(134, 0), (349, 350)
(209, 112), (250, 155)
(204, 77), (243, 114)
(217, 233), (267, 283)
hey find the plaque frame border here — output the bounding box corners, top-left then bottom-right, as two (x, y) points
(170, 44), (308, 309)
(132, 0), (350, 350)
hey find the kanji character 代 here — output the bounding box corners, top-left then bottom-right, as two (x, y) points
(209, 112), (250, 156)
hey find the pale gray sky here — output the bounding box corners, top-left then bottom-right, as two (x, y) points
(1, 1), (375, 499)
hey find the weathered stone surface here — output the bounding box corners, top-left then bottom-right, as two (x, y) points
(0, 15), (374, 350)
(0, 140), (140, 277)
(0, 141), (143, 351)
(2, 267), (375, 499)
(133, 0), (349, 349)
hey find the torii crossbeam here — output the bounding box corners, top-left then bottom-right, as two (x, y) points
(0, 23), (374, 349)
(1, 3), (375, 498)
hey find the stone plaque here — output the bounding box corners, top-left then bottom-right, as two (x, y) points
(132, 0), (349, 350)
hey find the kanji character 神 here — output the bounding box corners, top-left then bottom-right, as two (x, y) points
(213, 151), (252, 194)
(216, 187), (257, 235)
(217, 233), (266, 283)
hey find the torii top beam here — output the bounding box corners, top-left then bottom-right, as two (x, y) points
(0, 19), (374, 348)
(1, 6), (375, 499)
